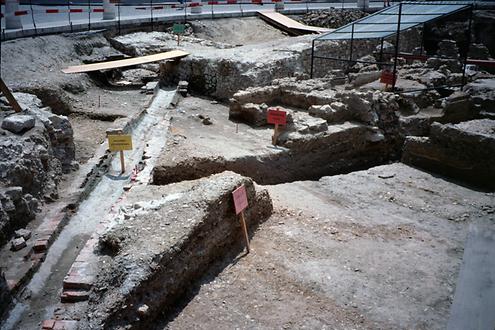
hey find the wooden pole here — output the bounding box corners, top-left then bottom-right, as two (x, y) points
(119, 150), (125, 173)
(0, 78), (22, 113)
(239, 211), (250, 253)
(272, 123), (279, 146)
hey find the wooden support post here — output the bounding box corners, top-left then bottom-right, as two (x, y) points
(272, 123), (279, 146)
(119, 150), (125, 173)
(0, 78), (22, 113)
(239, 211), (250, 253)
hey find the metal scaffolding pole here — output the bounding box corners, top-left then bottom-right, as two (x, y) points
(392, 2), (402, 90)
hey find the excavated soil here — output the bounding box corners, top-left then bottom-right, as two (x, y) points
(160, 163), (495, 329)
(2, 13), (495, 330)
(153, 96), (394, 185)
(190, 17), (289, 45)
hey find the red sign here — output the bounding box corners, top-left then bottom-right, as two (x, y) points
(267, 108), (287, 125)
(232, 185), (248, 215)
(380, 70), (397, 85)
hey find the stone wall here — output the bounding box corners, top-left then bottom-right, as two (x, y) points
(0, 93), (75, 246)
(402, 119), (495, 189)
(85, 172), (272, 329)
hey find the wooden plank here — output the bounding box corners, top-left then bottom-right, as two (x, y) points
(257, 11), (331, 34)
(62, 50), (190, 74)
(0, 78), (22, 113)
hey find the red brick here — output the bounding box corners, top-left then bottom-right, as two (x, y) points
(33, 239), (49, 252)
(41, 319), (55, 329)
(53, 320), (78, 330)
(60, 290), (89, 303)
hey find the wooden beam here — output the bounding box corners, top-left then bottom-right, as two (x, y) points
(0, 78), (22, 113)
(62, 50), (190, 74)
(257, 11), (331, 35)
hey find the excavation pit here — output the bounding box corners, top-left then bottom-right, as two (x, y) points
(153, 95), (396, 185)
(1, 10), (495, 330)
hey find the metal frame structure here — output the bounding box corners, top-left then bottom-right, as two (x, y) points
(310, 1), (474, 92)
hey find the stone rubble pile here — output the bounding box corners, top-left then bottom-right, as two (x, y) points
(0, 92), (75, 246)
(229, 77), (402, 156)
(298, 9), (368, 29)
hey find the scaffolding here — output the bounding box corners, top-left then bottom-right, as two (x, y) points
(310, 1), (474, 92)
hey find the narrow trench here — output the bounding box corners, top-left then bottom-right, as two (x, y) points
(152, 148), (397, 186)
(3, 88), (176, 330)
(151, 97), (400, 186)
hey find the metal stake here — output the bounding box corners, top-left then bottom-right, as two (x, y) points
(392, 2), (402, 91)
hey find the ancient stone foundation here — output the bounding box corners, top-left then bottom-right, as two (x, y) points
(85, 172), (272, 329)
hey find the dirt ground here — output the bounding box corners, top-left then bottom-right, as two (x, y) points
(68, 87), (152, 162)
(160, 163), (494, 330)
(190, 17), (289, 45)
(68, 115), (112, 164)
(168, 96), (276, 160)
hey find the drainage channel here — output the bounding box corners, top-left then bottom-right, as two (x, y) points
(2, 87), (176, 330)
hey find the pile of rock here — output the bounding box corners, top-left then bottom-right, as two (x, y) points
(0, 92), (75, 246)
(229, 77), (400, 127)
(0, 187), (37, 247)
(229, 77), (403, 156)
(298, 9), (368, 29)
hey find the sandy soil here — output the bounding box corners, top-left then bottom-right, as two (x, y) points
(190, 17), (289, 45)
(160, 163), (494, 330)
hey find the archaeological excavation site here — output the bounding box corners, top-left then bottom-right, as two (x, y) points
(0, 1), (494, 329)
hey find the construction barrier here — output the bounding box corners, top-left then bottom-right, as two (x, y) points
(1, 0), (361, 35)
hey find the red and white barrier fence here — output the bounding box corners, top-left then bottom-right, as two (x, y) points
(39, 8), (106, 14)
(1, 0), (311, 32)
(1, 9), (28, 18)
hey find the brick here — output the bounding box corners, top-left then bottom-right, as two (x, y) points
(63, 275), (93, 290)
(53, 320), (78, 330)
(60, 290), (89, 303)
(33, 239), (49, 252)
(41, 319), (55, 329)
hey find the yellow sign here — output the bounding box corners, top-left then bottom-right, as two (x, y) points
(108, 134), (133, 152)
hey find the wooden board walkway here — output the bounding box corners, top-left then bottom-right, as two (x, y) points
(62, 50), (190, 74)
(257, 11), (331, 35)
